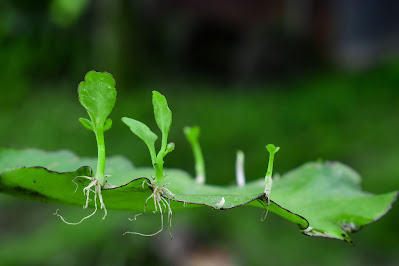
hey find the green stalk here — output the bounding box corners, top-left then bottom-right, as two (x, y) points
(266, 151), (275, 179)
(153, 132), (168, 185)
(192, 140), (205, 184)
(154, 140), (166, 185)
(95, 127), (106, 186)
(154, 160), (164, 185)
(184, 126), (205, 184)
(264, 144), (280, 194)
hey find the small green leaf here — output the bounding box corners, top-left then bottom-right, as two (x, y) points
(266, 144), (280, 154)
(78, 118), (94, 131)
(163, 142), (175, 156)
(121, 117), (158, 163)
(103, 118), (112, 131)
(78, 71), (117, 128)
(184, 126), (200, 144)
(152, 91), (172, 149)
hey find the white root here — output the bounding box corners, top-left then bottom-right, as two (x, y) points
(235, 150), (246, 187)
(128, 213), (143, 221)
(54, 176), (108, 224)
(72, 175), (91, 193)
(215, 197), (225, 209)
(124, 184), (173, 238)
(260, 197), (271, 222)
(124, 197), (165, 237)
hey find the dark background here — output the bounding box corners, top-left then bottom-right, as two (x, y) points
(0, 0), (399, 265)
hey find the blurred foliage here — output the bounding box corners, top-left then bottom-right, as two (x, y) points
(1, 60), (399, 265)
(50, 0), (89, 27)
(0, 0), (399, 265)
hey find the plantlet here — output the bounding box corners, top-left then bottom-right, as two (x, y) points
(261, 144), (280, 220)
(122, 91), (175, 236)
(55, 71), (117, 224)
(122, 91), (174, 187)
(184, 126), (206, 184)
(264, 144), (279, 198)
(0, 70), (396, 244)
(235, 150), (246, 187)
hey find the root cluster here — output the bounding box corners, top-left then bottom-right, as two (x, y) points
(124, 180), (174, 238)
(54, 176), (107, 225)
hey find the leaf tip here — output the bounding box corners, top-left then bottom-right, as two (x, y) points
(266, 144), (280, 154)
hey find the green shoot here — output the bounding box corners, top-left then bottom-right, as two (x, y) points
(122, 91), (175, 237)
(261, 144), (280, 221)
(122, 91), (173, 187)
(78, 71), (117, 186)
(55, 71), (116, 225)
(264, 144), (280, 196)
(184, 126), (206, 184)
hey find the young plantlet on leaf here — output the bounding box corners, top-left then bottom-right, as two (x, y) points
(122, 91), (175, 237)
(184, 126), (206, 184)
(235, 150), (246, 187)
(261, 144), (280, 221)
(55, 71), (117, 224)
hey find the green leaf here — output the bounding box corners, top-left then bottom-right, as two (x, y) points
(121, 117), (158, 163)
(152, 91), (172, 149)
(263, 162), (398, 243)
(0, 149), (396, 244)
(163, 142), (175, 156)
(78, 118), (94, 131)
(103, 118), (112, 131)
(78, 71), (117, 128)
(266, 144), (280, 154)
(184, 126), (200, 144)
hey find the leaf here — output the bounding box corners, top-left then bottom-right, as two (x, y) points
(79, 118), (94, 131)
(184, 126), (200, 144)
(266, 144), (280, 154)
(103, 118), (112, 131)
(78, 71), (117, 128)
(152, 91), (172, 145)
(163, 142), (175, 156)
(0, 149), (396, 244)
(121, 117), (158, 163)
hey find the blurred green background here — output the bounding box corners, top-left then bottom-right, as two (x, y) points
(1, 0), (399, 265)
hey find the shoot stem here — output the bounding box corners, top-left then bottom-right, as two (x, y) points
(264, 144), (280, 195)
(154, 161), (164, 185)
(95, 127), (106, 186)
(184, 126), (206, 184)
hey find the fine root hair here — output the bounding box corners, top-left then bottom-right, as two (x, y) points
(124, 184), (173, 238)
(54, 176), (108, 225)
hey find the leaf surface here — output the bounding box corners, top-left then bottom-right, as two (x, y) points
(121, 117), (158, 163)
(78, 71), (117, 127)
(0, 149), (396, 243)
(152, 91), (172, 144)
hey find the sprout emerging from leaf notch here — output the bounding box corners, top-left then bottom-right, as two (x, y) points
(122, 91), (175, 237)
(55, 71), (117, 224)
(184, 127), (280, 216)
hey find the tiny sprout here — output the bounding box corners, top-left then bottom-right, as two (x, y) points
(122, 91), (173, 186)
(236, 150), (245, 187)
(215, 197), (226, 209)
(56, 71), (116, 224)
(184, 126), (206, 184)
(262, 144), (280, 220)
(122, 91), (175, 238)
(264, 144), (280, 196)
